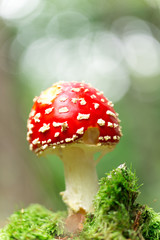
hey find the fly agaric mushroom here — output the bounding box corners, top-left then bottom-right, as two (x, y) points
(27, 81), (122, 214)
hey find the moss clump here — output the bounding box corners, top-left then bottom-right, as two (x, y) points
(80, 163), (142, 239)
(141, 206), (160, 239)
(1, 164), (160, 239)
(0, 204), (66, 239)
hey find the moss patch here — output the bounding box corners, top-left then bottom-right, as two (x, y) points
(1, 164), (160, 239)
(141, 206), (160, 239)
(0, 204), (66, 240)
(81, 163), (142, 239)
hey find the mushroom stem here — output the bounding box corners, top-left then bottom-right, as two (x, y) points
(59, 145), (99, 214)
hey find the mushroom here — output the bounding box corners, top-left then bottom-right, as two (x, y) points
(27, 81), (122, 214)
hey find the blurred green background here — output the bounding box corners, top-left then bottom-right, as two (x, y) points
(0, 0), (160, 225)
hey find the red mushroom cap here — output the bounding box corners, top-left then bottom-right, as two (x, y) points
(27, 81), (122, 155)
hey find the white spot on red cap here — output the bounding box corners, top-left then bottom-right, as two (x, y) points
(45, 107), (54, 114)
(42, 144), (48, 150)
(27, 132), (32, 141)
(71, 98), (78, 103)
(47, 139), (52, 143)
(71, 88), (80, 92)
(113, 136), (120, 140)
(53, 122), (62, 127)
(60, 96), (68, 102)
(27, 120), (34, 130)
(27, 120), (34, 141)
(97, 119), (105, 126)
(39, 123), (50, 133)
(108, 122), (113, 128)
(104, 136), (111, 141)
(29, 110), (36, 118)
(106, 110), (116, 118)
(117, 118), (121, 123)
(29, 144), (33, 151)
(61, 122), (69, 132)
(77, 113), (90, 120)
(93, 103), (99, 109)
(27, 130), (32, 136)
(114, 123), (118, 128)
(99, 136), (104, 140)
(84, 89), (89, 93)
(59, 107), (69, 113)
(80, 98), (87, 105)
(37, 86), (62, 105)
(65, 138), (73, 143)
(32, 138), (40, 145)
(37, 98), (52, 105)
(34, 113), (41, 123)
(118, 127), (123, 137)
(54, 132), (60, 137)
(91, 94), (96, 99)
(108, 101), (114, 107)
(101, 99), (105, 102)
(97, 91), (103, 95)
(76, 127), (84, 135)
(73, 134), (78, 140)
(33, 96), (38, 102)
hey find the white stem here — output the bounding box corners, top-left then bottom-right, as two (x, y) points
(60, 145), (98, 214)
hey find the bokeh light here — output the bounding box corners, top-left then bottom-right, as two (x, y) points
(0, 0), (41, 20)
(19, 31), (129, 101)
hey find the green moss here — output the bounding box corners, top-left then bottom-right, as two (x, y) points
(0, 204), (66, 240)
(141, 206), (160, 239)
(80, 163), (142, 239)
(1, 164), (160, 239)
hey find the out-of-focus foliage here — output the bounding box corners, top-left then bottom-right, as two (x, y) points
(0, 0), (160, 222)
